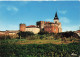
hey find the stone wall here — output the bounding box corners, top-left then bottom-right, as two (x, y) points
(25, 27), (40, 34)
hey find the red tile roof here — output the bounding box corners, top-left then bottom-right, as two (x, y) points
(26, 25), (36, 28)
(77, 30), (80, 33)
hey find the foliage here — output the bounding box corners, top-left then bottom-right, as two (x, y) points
(0, 31), (79, 40)
(38, 30), (49, 35)
(17, 31), (34, 39)
(0, 35), (11, 40)
(58, 31), (80, 38)
(0, 42), (80, 57)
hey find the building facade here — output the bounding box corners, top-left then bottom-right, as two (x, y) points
(36, 12), (62, 33)
(19, 24), (40, 34)
(25, 25), (40, 34)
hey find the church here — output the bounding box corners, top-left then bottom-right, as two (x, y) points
(20, 12), (62, 34)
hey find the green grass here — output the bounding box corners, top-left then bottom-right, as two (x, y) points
(0, 38), (80, 57)
(0, 39), (62, 45)
(0, 38), (79, 45)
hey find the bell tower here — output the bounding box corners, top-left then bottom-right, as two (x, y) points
(53, 12), (62, 33)
(54, 12), (59, 23)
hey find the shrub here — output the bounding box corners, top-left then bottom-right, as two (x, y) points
(38, 30), (49, 35)
(17, 31), (34, 39)
(0, 35), (11, 40)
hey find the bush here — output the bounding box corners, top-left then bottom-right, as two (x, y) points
(38, 30), (49, 35)
(17, 31), (34, 39)
(57, 31), (80, 38)
(0, 35), (11, 40)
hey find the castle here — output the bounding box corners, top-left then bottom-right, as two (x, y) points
(1, 12), (80, 39)
(20, 12), (62, 34)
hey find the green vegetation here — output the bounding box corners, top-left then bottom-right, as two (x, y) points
(0, 39), (62, 45)
(0, 31), (80, 57)
(17, 31), (80, 40)
(18, 31), (34, 39)
(0, 31), (80, 40)
(0, 42), (80, 57)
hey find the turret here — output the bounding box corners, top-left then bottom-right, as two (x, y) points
(19, 23), (26, 31)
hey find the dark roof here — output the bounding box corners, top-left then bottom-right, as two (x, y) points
(54, 12), (59, 20)
(76, 30), (80, 33)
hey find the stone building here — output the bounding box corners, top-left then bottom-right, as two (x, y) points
(36, 12), (62, 33)
(20, 24), (26, 32)
(20, 12), (62, 34)
(0, 30), (19, 39)
(19, 24), (40, 34)
(25, 25), (40, 34)
(74, 30), (80, 37)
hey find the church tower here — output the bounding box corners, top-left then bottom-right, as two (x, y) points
(54, 12), (62, 33)
(54, 12), (59, 23)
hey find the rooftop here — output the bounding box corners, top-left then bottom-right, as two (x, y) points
(26, 25), (37, 28)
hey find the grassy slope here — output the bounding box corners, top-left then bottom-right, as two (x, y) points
(0, 39), (80, 57)
(0, 38), (79, 45)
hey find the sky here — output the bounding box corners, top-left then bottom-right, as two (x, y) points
(0, 0), (80, 1)
(0, 1), (80, 32)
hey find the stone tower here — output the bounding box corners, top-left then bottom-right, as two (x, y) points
(36, 21), (45, 30)
(54, 12), (59, 23)
(20, 24), (26, 31)
(54, 12), (62, 33)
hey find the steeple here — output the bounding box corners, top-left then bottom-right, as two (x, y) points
(54, 12), (59, 20)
